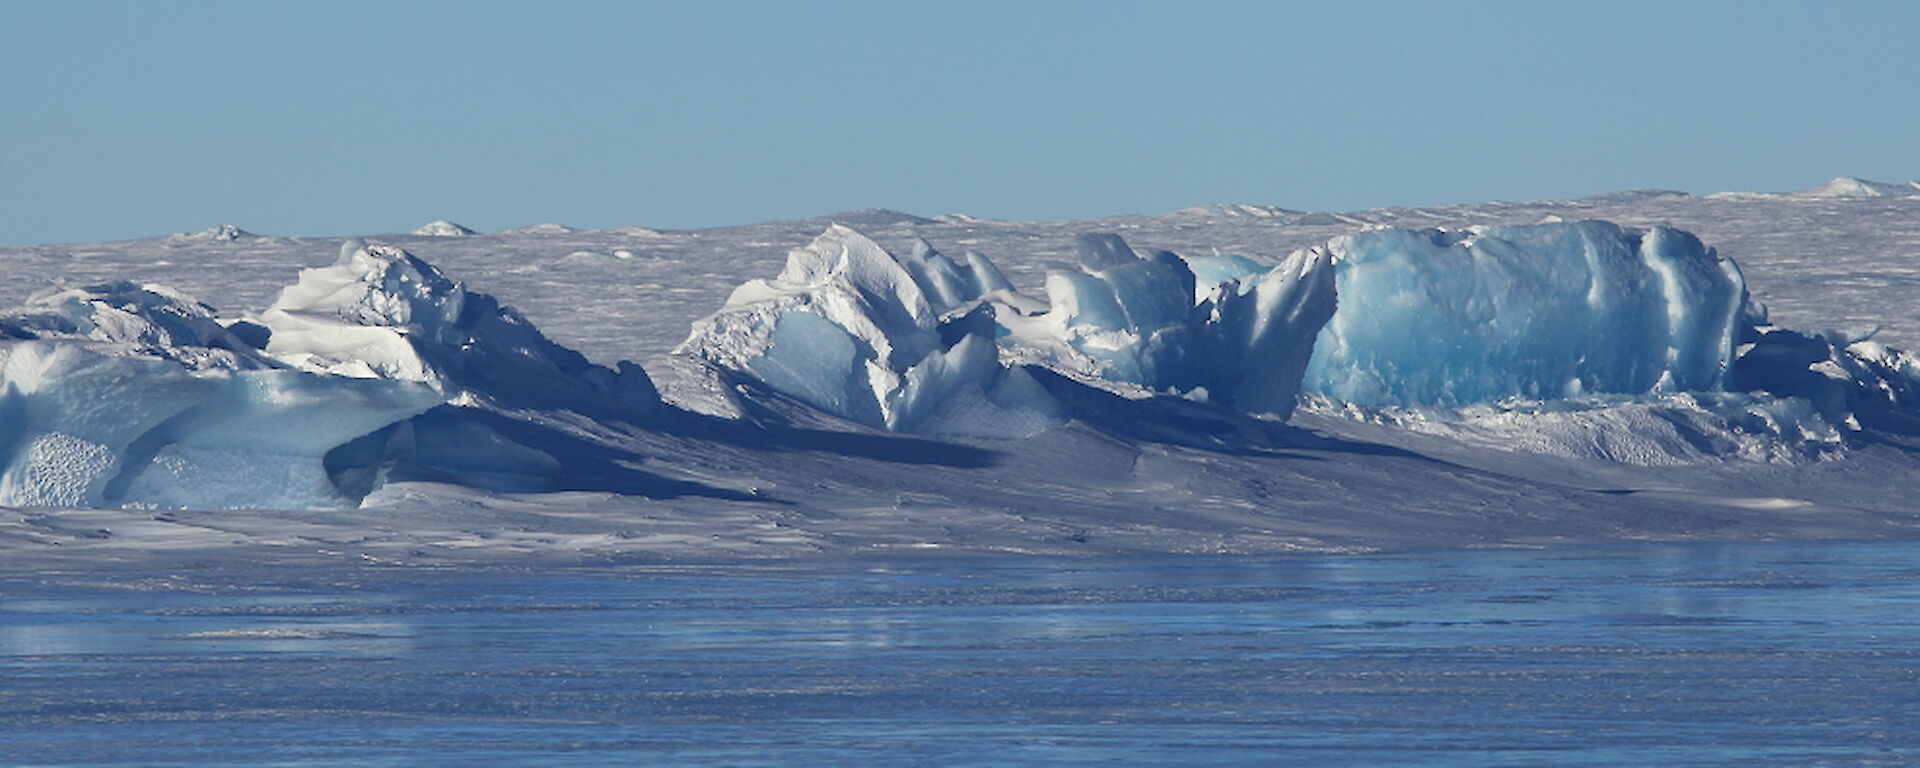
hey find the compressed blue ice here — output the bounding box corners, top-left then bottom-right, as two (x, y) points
(1302, 222), (1749, 408)
(679, 225), (1063, 435)
(0, 284), (441, 509)
(1013, 233), (1336, 418)
(685, 226), (1339, 429)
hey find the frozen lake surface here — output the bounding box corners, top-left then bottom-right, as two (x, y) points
(5, 541), (1919, 766)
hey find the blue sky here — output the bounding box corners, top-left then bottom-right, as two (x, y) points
(2, 0), (1916, 243)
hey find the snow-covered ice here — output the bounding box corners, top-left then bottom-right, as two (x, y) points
(0, 282), (441, 509)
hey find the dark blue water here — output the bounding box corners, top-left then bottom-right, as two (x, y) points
(4, 541), (1920, 766)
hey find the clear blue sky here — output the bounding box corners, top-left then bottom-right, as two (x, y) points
(2, 0), (1916, 244)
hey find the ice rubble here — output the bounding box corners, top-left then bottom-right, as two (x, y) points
(0, 283), (441, 509)
(680, 226), (1338, 431)
(683, 220), (1915, 464)
(678, 225), (1061, 436)
(991, 234), (1335, 419)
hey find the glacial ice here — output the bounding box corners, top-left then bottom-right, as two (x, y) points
(0, 283), (441, 509)
(1302, 222), (1748, 408)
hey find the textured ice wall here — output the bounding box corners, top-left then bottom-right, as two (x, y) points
(1303, 222), (1747, 408)
(685, 227), (1338, 429)
(998, 234), (1336, 419)
(679, 225), (1062, 435)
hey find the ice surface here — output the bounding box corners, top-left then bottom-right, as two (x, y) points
(1304, 222), (1747, 408)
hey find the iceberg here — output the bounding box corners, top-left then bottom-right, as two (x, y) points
(678, 225), (1062, 435)
(1302, 222), (1747, 408)
(0, 283), (441, 509)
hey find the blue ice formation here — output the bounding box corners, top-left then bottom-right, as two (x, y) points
(679, 225), (1062, 436)
(0, 282), (442, 509)
(1302, 222), (1748, 408)
(0, 242), (676, 510)
(997, 234), (1336, 419)
(683, 226), (1339, 430)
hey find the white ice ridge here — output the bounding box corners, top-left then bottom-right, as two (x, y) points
(679, 225), (1062, 436)
(1302, 222), (1748, 408)
(0, 283), (441, 509)
(680, 226), (1338, 431)
(258, 241), (660, 415)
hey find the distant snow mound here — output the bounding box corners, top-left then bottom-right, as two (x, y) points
(173, 224), (255, 242)
(411, 220), (477, 237)
(821, 208), (937, 228)
(678, 225), (1061, 435)
(1793, 177), (1920, 198)
(259, 242), (660, 415)
(681, 226), (1341, 430)
(1304, 222), (1747, 408)
(0, 283), (441, 509)
(1176, 203), (1302, 219)
(503, 223), (576, 235)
